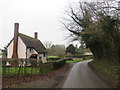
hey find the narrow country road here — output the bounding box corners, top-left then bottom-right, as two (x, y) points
(62, 60), (110, 88)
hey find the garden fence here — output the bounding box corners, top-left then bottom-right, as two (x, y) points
(2, 58), (66, 77)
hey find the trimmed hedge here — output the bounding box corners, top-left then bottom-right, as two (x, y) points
(47, 56), (61, 61)
(2, 58), (66, 77)
(53, 59), (66, 70)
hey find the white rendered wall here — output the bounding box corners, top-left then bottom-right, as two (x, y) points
(18, 37), (26, 58)
(7, 37), (26, 58)
(84, 52), (93, 55)
(38, 54), (47, 63)
(26, 48), (38, 58)
(7, 36), (47, 61)
(42, 56), (47, 63)
(7, 40), (13, 58)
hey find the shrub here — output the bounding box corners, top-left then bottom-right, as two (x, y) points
(41, 62), (53, 74)
(52, 59), (66, 70)
(2, 58), (66, 77)
(47, 56), (61, 61)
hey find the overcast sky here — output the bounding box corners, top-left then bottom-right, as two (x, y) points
(0, 0), (81, 49)
(0, 0), (112, 49)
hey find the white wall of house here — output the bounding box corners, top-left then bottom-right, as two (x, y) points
(26, 48), (38, 58)
(7, 36), (47, 63)
(42, 55), (47, 63)
(38, 54), (46, 63)
(7, 37), (27, 58)
(27, 49), (46, 63)
(84, 52), (93, 55)
(7, 40), (13, 58)
(18, 37), (26, 58)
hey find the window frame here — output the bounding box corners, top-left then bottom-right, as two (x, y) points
(29, 48), (33, 53)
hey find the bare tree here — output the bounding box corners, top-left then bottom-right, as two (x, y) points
(61, 1), (120, 61)
(43, 41), (52, 49)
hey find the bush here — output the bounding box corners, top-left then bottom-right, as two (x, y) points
(41, 62), (53, 74)
(47, 56), (61, 61)
(52, 59), (66, 70)
(2, 58), (66, 77)
(65, 58), (73, 61)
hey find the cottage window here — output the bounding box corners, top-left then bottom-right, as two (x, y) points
(43, 54), (45, 57)
(39, 57), (42, 59)
(29, 48), (33, 53)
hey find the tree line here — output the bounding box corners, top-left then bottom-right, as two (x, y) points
(62, 1), (120, 63)
(43, 41), (86, 57)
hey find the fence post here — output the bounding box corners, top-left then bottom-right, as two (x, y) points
(40, 61), (43, 75)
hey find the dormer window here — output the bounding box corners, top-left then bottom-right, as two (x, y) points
(29, 48), (33, 53)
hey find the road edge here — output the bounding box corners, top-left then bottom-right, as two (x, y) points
(56, 63), (75, 88)
(88, 61), (117, 88)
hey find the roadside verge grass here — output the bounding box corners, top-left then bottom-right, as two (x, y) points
(89, 60), (119, 88)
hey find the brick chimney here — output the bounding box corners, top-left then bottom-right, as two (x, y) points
(34, 32), (38, 39)
(12, 23), (19, 58)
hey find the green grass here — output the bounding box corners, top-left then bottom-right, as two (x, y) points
(66, 57), (93, 63)
(47, 56), (59, 58)
(2, 63), (53, 76)
(89, 60), (119, 87)
(2, 59), (67, 77)
(2, 67), (41, 76)
(66, 59), (84, 63)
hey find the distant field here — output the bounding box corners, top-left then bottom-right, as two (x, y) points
(47, 56), (59, 58)
(66, 59), (84, 63)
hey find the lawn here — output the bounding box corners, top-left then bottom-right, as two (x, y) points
(47, 56), (59, 58)
(2, 59), (66, 77)
(2, 63), (53, 76)
(66, 59), (84, 63)
(2, 67), (40, 76)
(47, 56), (60, 61)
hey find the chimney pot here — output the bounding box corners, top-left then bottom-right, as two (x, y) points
(34, 32), (38, 39)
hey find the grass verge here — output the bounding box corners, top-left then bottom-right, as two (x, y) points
(89, 60), (120, 88)
(66, 59), (84, 63)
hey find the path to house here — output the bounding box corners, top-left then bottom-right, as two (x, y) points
(62, 60), (110, 88)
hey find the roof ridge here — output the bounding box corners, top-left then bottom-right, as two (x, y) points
(19, 33), (46, 54)
(19, 33), (38, 40)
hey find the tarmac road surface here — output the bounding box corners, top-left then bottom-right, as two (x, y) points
(62, 60), (110, 88)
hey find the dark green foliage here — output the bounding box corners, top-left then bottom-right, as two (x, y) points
(63, 1), (120, 63)
(63, 2), (120, 87)
(52, 59), (66, 70)
(39, 62), (53, 74)
(47, 44), (65, 58)
(89, 60), (120, 87)
(47, 56), (61, 61)
(2, 58), (66, 77)
(65, 58), (73, 61)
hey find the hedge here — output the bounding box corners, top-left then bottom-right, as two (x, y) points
(2, 58), (66, 77)
(52, 59), (66, 70)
